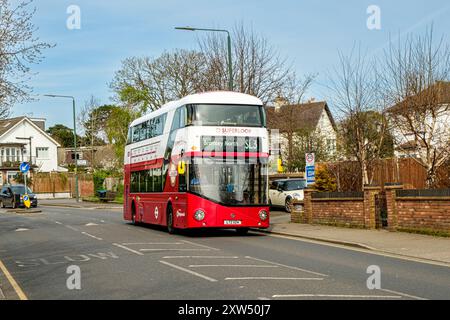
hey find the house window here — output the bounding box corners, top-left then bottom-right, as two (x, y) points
(327, 139), (336, 153)
(36, 147), (49, 159)
(7, 171), (19, 183)
(71, 153), (80, 160)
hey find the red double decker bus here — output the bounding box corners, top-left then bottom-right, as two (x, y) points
(123, 91), (270, 234)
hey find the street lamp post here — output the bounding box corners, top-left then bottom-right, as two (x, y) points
(44, 94), (79, 202)
(175, 26), (233, 91)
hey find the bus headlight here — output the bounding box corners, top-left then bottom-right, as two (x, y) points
(194, 209), (205, 221)
(259, 210), (268, 221)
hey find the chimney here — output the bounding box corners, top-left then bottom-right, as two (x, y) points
(31, 118), (46, 131)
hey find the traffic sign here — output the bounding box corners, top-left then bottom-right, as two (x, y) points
(306, 165), (315, 185)
(23, 194), (31, 209)
(20, 162), (30, 173)
(305, 153), (315, 167)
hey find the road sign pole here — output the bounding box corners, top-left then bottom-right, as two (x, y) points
(24, 173), (28, 210)
(20, 162), (31, 209)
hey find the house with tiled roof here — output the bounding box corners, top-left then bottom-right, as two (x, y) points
(387, 81), (450, 159)
(265, 99), (337, 171)
(0, 116), (61, 184)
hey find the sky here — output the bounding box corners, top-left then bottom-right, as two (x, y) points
(10, 0), (450, 130)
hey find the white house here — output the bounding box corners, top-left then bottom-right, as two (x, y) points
(0, 116), (61, 184)
(266, 100), (338, 172)
(388, 81), (450, 160)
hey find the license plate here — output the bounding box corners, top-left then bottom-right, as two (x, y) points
(224, 220), (242, 225)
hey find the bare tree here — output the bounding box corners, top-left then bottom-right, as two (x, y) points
(0, 0), (52, 116)
(381, 27), (450, 187)
(328, 47), (390, 188)
(197, 23), (301, 105)
(111, 23), (310, 112)
(110, 49), (206, 112)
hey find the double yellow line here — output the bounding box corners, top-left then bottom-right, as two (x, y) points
(0, 259), (28, 300)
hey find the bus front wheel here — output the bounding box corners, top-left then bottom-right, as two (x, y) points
(236, 228), (249, 235)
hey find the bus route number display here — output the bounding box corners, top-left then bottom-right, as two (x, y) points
(201, 136), (260, 152)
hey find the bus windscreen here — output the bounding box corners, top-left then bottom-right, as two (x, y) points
(192, 104), (265, 127)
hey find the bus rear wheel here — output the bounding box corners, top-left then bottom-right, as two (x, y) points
(167, 204), (176, 234)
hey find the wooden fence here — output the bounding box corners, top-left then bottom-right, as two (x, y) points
(31, 172), (94, 197)
(318, 158), (448, 191)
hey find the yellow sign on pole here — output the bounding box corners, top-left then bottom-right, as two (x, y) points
(23, 194), (31, 209)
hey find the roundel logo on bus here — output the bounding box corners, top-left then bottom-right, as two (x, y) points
(154, 206), (159, 220)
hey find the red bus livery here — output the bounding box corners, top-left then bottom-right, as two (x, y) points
(123, 91), (270, 234)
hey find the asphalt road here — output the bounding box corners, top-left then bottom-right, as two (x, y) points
(0, 206), (449, 300)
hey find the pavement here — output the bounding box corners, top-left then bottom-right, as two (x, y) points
(0, 202), (449, 300)
(38, 198), (122, 210)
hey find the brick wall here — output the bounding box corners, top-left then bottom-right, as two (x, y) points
(389, 188), (450, 234)
(310, 199), (365, 228)
(396, 200), (450, 233)
(293, 185), (450, 235)
(293, 187), (380, 229)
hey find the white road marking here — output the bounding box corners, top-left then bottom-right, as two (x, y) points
(81, 232), (103, 241)
(54, 221), (62, 225)
(257, 297), (271, 300)
(162, 256), (239, 259)
(0, 259), (28, 300)
(225, 277), (324, 281)
(112, 243), (144, 256)
(139, 249), (211, 252)
(85, 223), (98, 226)
(245, 256), (328, 277)
(65, 225), (79, 232)
(189, 264), (278, 268)
(379, 288), (427, 300)
(272, 294), (402, 299)
(15, 228), (29, 232)
(122, 242), (184, 245)
(181, 240), (221, 251)
(159, 260), (218, 282)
